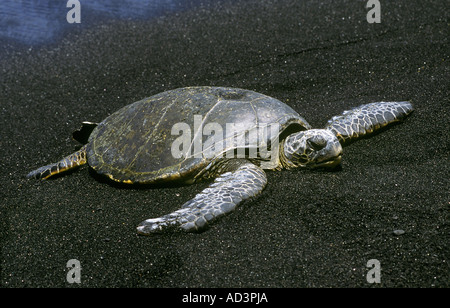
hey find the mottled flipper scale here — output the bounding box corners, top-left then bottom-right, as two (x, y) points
(26, 145), (88, 180)
(325, 102), (413, 144)
(137, 161), (267, 234)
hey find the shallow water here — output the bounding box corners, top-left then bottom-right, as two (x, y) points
(0, 0), (207, 45)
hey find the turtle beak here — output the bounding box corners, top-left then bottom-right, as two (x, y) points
(315, 152), (342, 168)
(310, 133), (343, 169)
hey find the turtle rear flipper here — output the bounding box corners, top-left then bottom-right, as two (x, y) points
(137, 161), (267, 234)
(325, 101), (413, 144)
(26, 145), (88, 180)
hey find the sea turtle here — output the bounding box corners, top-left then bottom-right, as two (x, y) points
(27, 86), (413, 234)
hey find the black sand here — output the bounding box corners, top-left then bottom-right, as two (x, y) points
(1, 0), (448, 288)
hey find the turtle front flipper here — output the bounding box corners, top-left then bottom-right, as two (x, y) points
(325, 101), (413, 144)
(26, 145), (88, 180)
(137, 161), (267, 234)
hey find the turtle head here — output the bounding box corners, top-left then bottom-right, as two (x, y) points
(282, 129), (343, 169)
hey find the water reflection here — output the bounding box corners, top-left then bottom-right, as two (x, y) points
(0, 0), (202, 45)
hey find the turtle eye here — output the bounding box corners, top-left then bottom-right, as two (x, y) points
(307, 137), (327, 151)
